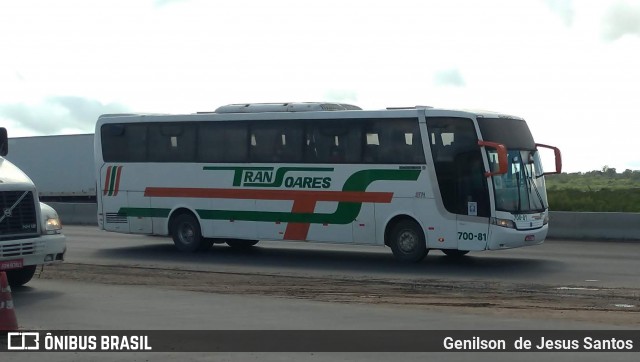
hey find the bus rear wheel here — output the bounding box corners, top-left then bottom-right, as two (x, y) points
(226, 239), (259, 249)
(171, 213), (204, 252)
(442, 249), (469, 257)
(389, 220), (428, 263)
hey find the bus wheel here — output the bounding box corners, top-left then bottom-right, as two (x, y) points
(442, 249), (469, 257)
(389, 220), (428, 263)
(171, 213), (204, 252)
(6, 265), (37, 287)
(226, 239), (259, 249)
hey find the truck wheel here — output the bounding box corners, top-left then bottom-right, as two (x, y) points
(389, 220), (428, 263)
(226, 239), (259, 249)
(6, 265), (37, 287)
(442, 249), (469, 257)
(171, 213), (204, 252)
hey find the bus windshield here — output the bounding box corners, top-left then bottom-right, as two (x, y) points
(488, 149), (548, 213)
(478, 118), (548, 213)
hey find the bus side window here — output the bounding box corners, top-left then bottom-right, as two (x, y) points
(365, 119), (423, 164)
(148, 123), (196, 162)
(329, 136), (344, 163)
(250, 122), (303, 163)
(364, 132), (379, 163)
(198, 123), (248, 163)
(101, 123), (148, 162)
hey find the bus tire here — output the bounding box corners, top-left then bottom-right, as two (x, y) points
(226, 239), (259, 249)
(6, 265), (37, 287)
(171, 213), (204, 252)
(389, 219), (428, 263)
(442, 249), (469, 257)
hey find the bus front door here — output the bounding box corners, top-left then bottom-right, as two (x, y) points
(454, 150), (490, 251)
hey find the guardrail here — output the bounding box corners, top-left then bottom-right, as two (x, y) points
(47, 203), (640, 241)
(49, 202), (99, 226)
(547, 211), (640, 241)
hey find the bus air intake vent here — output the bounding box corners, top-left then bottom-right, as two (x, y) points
(214, 102), (362, 113)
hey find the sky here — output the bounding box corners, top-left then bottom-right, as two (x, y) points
(1, 0), (639, 173)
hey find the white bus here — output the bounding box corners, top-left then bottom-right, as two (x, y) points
(94, 102), (561, 262)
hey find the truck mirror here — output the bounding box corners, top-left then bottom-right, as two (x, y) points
(0, 127), (7, 156)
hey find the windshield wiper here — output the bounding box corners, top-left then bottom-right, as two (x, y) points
(524, 163), (546, 210)
(515, 170), (522, 213)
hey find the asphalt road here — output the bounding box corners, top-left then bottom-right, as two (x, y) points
(4, 226), (639, 361)
(61, 225), (639, 289)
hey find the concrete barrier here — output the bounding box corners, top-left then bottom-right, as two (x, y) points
(47, 202), (98, 226)
(547, 211), (640, 241)
(46, 203), (640, 241)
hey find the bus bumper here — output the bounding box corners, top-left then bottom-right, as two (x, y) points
(486, 224), (548, 250)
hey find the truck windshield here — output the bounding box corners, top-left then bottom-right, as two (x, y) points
(478, 118), (548, 213)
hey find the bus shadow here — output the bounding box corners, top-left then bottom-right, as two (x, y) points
(93, 240), (563, 281)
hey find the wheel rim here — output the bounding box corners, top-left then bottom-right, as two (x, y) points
(398, 229), (418, 253)
(178, 222), (195, 245)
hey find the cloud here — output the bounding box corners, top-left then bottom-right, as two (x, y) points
(544, 0), (575, 26)
(154, 0), (190, 7)
(602, 1), (640, 41)
(433, 69), (465, 87)
(0, 97), (130, 136)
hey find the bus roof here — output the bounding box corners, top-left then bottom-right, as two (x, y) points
(96, 103), (523, 123)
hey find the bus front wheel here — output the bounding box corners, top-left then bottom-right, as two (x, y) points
(389, 220), (428, 263)
(171, 213), (204, 252)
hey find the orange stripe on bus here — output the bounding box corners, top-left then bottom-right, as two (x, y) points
(103, 166), (113, 196)
(113, 166), (123, 196)
(144, 187), (393, 203)
(283, 198), (317, 241)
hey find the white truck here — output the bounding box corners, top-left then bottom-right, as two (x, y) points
(5, 133), (95, 202)
(0, 127), (67, 287)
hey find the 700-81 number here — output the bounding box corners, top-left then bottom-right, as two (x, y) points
(458, 232), (487, 241)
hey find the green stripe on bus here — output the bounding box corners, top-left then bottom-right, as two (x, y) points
(117, 169), (421, 225)
(108, 166), (119, 196)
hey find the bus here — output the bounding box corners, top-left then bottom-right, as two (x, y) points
(94, 102), (561, 262)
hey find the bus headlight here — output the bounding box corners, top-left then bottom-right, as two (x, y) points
(543, 214), (549, 225)
(491, 217), (515, 229)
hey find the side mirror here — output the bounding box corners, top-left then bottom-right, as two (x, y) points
(0, 127), (7, 156)
(478, 140), (508, 177)
(535, 143), (562, 175)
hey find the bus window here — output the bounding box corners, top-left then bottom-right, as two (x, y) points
(364, 119), (424, 164)
(250, 121), (303, 163)
(148, 123), (196, 162)
(101, 123), (148, 162)
(427, 117), (489, 216)
(198, 123), (248, 163)
(305, 120), (361, 163)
